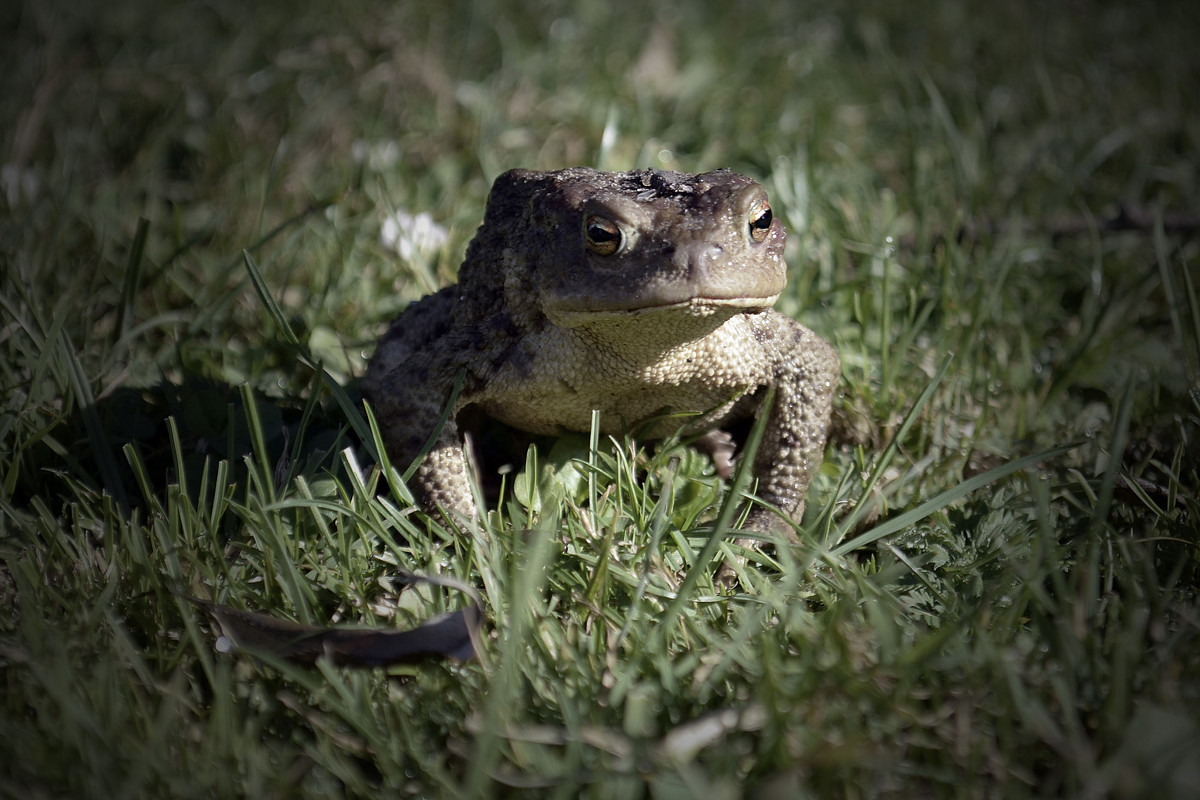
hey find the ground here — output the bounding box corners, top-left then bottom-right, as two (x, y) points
(1, 0), (1198, 797)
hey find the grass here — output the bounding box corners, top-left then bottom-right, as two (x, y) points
(2, 0), (1199, 796)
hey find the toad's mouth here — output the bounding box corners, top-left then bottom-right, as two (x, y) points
(545, 293), (780, 327)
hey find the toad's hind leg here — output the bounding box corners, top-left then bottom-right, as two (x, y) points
(363, 288), (482, 523)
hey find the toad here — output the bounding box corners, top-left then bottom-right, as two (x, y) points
(364, 167), (838, 559)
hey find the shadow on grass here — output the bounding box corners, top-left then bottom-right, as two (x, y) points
(18, 374), (361, 523)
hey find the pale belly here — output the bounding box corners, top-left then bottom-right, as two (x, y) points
(469, 312), (775, 437)
(476, 379), (754, 437)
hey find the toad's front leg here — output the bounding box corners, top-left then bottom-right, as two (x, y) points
(742, 317), (840, 538)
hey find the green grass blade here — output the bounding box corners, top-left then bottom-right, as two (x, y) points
(118, 217), (149, 344)
(833, 443), (1078, 556)
(60, 328), (129, 512)
(1088, 380), (1134, 540)
(652, 384), (776, 647)
(836, 352), (954, 537)
(243, 249), (300, 347)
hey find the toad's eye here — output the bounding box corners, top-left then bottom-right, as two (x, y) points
(749, 202), (773, 243)
(584, 215), (622, 256)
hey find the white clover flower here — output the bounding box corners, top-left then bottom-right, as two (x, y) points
(380, 209), (448, 263)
